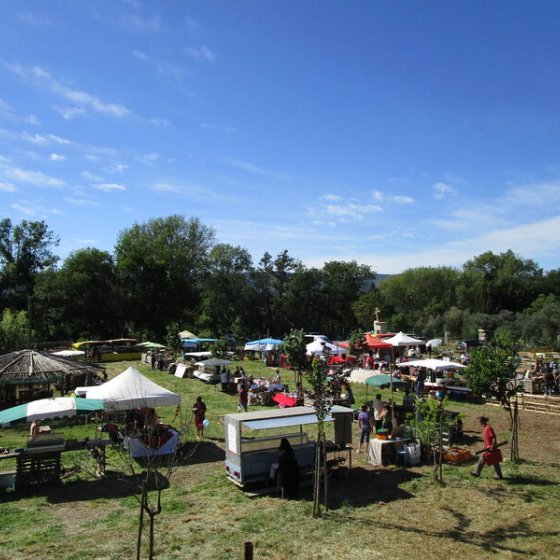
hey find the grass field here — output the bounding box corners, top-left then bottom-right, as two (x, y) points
(1, 359), (559, 560)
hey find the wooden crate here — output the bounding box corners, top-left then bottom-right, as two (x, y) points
(16, 451), (62, 489)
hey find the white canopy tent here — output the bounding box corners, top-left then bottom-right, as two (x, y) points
(397, 358), (466, 371)
(83, 366), (181, 411)
(384, 331), (425, 347)
(306, 339), (346, 356)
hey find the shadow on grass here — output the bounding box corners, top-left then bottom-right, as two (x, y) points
(332, 504), (560, 556)
(505, 474), (559, 486)
(175, 440), (225, 466)
(291, 467), (424, 509)
(1, 471), (169, 504)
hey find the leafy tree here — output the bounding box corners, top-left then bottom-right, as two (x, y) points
(0, 218), (59, 311)
(321, 260), (374, 338)
(352, 288), (384, 331)
(34, 248), (118, 340)
(0, 308), (28, 352)
(281, 265), (324, 332)
(517, 294), (560, 347)
(280, 328), (308, 401)
(464, 332), (520, 459)
(115, 216), (215, 337)
(198, 244), (253, 336)
(458, 250), (542, 314)
(348, 329), (368, 358)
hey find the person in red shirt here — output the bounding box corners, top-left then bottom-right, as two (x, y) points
(471, 416), (503, 480)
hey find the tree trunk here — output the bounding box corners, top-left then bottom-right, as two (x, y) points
(136, 483), (146, 560)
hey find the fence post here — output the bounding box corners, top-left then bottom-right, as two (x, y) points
(244, 541), (254, 560)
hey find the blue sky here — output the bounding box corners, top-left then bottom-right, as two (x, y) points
(1, 1), (559, 274)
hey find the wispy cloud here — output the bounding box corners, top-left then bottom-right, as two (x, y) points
(64, 197), (101, 207)
(308, 194), (383, 224)
(149, 117), (170, 126)
(225, 158), (291, 181)
(1, 161), (64, 187)
(121, 13), (162, 34)
(432, 182), (457, 199)
(50, 153), (66, 162)
(0, 181), (16, 192)
(2, 61), (132, 119)
(150, 181), (219, 199)
(201, 122), (235, 134)
(502, 180), (560, 208)
(11, 199), (62, 217)
(371, 189), (414, 204)
(22, 131), (70, 145)
(132, 49), (187, 83)
(94, 183), (126, 192)
(184, 46), (215, 62)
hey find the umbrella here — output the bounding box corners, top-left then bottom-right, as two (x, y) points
(244, 338), (283, 351)
(178, 330), (198, 339)
(0, 397), (105, 426)
(364, 374), (408, 389)
(426, 338), (443, 349)
(136, 341), (167, 349)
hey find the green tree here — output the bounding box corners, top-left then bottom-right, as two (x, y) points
(0, 308), (28, 352)
(458, 250), (542, 314)
(198, 244), (253, 336)
(0, 218), (59, 311)
(464, 332), (520, 459)
(321, 260), (374, 338)
(280, 328), (307, 401)
(115, 216), (215, 337)
(34, 248), (118, 340)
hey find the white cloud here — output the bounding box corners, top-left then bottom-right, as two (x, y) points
(94, 182), (126, 192)
(225, 158), (290, 181)
(133, 49), (186, 83)
(3, 62), (131, 119)
(502, 181), (560, 208)
(433, 182), (457, 199)
(22, 132), (71, 145)
(149, 117), (170, 126)
(390, 195), (414, 205)
(54, 106), (87, 120)
(50, 153), (66, 161)
(184, 46), (215, 62)
(82, 171), (103, 182)
(64, 197), (101, 207)
(370, 190), (413, 205)
(323, 194), (343, 201)
(0, 181), (16, 192)
(2, 163), (64, 187)
(121, 14), (161, 34)
(11, 202), (37, 216)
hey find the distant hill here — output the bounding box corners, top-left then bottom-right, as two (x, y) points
(375, 273), (392, 285)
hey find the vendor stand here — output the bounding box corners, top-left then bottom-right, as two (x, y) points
(224, 405), (353, 489)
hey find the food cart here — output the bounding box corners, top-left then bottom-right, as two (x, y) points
(224, 405), (353, 488)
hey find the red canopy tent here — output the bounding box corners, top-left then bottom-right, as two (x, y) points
(365, 333), (393, 350)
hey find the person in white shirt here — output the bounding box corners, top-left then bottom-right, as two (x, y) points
(371, 394), (385, 432)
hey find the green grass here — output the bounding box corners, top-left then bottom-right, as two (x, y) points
(1, 359), (560, 559)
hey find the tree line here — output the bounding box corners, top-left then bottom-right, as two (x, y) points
(1, 215), (559, 352)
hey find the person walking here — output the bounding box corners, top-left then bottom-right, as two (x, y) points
(238, 384), (249, 412)
(192, 396), (207, 439)
(471, 416), (504, 480)
(357, 404), (372, 454)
